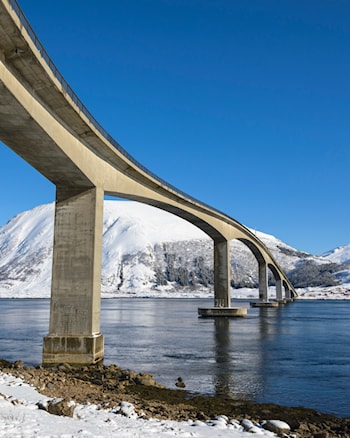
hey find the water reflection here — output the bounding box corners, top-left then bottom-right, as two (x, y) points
(211, 305), (302, 402)
(211, 315), (265, 401)
(213, 318), (233, 396)
(1, 299), (350, 417)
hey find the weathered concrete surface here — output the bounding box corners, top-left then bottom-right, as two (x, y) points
(214, 240), (231, 307)
(43, 333), (104, 365)
(258, 262), (269, 302)
(276, 278), (283, 301)
(42, 187), (104, 365)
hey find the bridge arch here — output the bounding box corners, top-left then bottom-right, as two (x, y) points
(106, 192), (228, 243)
(237, 238), (266, 264)
(283, 279), (292, 300)
(237, 238), (269, 302)
(268, 263), (284, 301)
(235, 239), (293, 302)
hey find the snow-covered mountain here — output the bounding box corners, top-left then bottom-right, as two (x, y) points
(322, 245), (350, 265)
(0, 201), (349, 298)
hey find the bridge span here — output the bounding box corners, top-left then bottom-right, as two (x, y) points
(0, 0), (297, 365)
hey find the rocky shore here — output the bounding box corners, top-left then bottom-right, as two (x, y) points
(1, 359), (349, 437)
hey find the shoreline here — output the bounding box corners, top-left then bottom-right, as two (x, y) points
(0, 279), (349, 301)
(1, 359), (349, 437)
(1, 296), (350, 301)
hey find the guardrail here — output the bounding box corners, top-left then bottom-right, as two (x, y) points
(9, 0), (266, 229)
(8, 2), (144, 171)
(7, 0), (215, 208)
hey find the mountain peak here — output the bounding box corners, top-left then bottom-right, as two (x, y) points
(322, 244), (350, 265)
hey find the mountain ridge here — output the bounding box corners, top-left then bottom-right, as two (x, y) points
(0, 201), (349, 299)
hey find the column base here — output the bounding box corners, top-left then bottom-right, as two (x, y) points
(42, 333), (104, 365)
(250, 301), (279, 308)
(198, 307), (247, 317)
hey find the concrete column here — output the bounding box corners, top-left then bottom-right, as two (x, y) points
(285, 286), (292, 301)
(43, 186), (104, 365)
(258, 261), (268, 302)
(276, 278), (283, 301)
(214, 239), (231, 307)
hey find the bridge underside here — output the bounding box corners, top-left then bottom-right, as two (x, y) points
(0, 0), (296, 365)
(0, 80), (94, 200)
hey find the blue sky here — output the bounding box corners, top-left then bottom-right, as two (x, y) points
(0, 0), (349, 255)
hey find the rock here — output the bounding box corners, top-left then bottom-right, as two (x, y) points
(57, 363), (73, 372)
(134, 373), (157, 386)
(241, 418), (257, 432)
(196, 411), (209, 420)
(47, 398), (76, 417)
(116, 401), (138, 419)
(263, 419), (291, 435)
(175, 377), (186, 388)
(314, 433), (330, 438)
(3, 358), (350, 437)
(308, 423), (325, 435)
(36, 400), (48, 411)
(297, 422), (310, 433)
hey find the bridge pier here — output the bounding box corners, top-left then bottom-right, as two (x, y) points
(251, 261), (278, 308)
(276, 278), (283, 302)
(258, 261), (268, 302)
(213, 239), (231, 307)
(199, 239), (248, 317)
(43, 187), (104, 365)
(285, 285), (293, 302)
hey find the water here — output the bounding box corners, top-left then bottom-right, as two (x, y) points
(0, 298), (350, 417)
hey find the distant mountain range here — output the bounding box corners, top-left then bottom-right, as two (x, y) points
(0, 201), (349, 299)
(322, 245), (350, 265)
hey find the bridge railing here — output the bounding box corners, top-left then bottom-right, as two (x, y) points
(8, 2), (135, 169)
(8, 0), (225, 213)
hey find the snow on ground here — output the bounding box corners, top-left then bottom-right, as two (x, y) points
(0, 373), (282, 438)
(293, 285), (350, 300)
(1, 284), (350, 300)
(109, 285), (350, 300)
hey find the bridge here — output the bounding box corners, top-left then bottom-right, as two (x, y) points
(0, 0), (297, 365)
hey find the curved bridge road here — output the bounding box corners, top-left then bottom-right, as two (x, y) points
(0, 0), (297, 364)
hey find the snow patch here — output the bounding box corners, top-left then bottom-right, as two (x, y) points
(0, 372), (283, 437)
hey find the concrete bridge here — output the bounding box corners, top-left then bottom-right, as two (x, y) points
(0, 0), (297, 365)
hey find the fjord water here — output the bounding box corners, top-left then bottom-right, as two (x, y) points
(0, 298), (349, 417)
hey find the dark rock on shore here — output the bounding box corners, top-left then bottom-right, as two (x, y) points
(1, 359), (349, 437)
